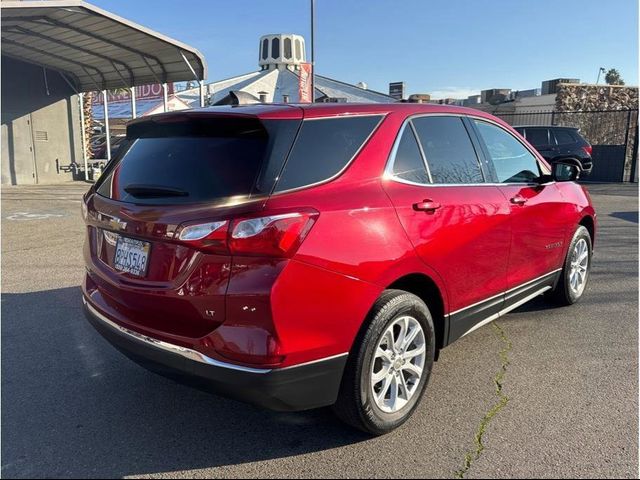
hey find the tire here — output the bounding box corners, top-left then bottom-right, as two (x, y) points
(332, 289), (436, 435)
(546, 225), (592, 305)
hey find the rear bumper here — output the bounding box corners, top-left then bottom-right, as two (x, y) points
(83, 297), (347, 411)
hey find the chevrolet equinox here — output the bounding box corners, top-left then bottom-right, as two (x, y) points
(82, 103), (596, 435)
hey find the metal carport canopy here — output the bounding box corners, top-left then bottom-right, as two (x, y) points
(1, 0), (208, 92)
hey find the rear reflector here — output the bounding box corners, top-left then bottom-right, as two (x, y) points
(177, 210), (318, 257)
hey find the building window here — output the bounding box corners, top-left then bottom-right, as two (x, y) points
(262, 38), (268, 60)
(295, 39), (301, 60)
(284, 38), (292, 59)
(272, 38), (280, 59)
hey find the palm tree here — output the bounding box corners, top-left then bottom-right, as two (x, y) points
(82, 88), (129, 159)
(82, 91), (95, 159)
(605, 68), (625, 85)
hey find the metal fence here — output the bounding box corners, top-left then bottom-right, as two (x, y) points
(492, 109), (638, 182)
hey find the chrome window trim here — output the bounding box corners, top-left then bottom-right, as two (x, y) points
(271, 113), (386, 196)
(301, 112), (389, 121)
(83, 295), (347, 373)
(384, 112), (551, 187)
(385, 120), (433, 184)
(408, 121), (434, 183)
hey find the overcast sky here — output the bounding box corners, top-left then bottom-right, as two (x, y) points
(92, 0), (639, 98)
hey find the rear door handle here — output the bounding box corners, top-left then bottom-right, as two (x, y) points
(510, 195), (528, 205)
(413, 199), (441, 212)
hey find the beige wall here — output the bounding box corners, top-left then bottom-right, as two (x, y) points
(1, 56), (83, 185)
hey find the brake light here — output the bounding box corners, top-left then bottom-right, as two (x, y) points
(176, 210), (318, 257)
(582, 145), (593, 156)
(230, 211), (318, 257)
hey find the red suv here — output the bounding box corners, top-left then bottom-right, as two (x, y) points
(82, 103), (596, 435)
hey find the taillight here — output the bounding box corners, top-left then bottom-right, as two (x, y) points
(230, 211), (318, 257)
(176, 210), (318, 257)
(177, 220), (230, 254)
(582, 145), (593, 156)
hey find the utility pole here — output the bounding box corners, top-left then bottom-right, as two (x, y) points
(311, 0), (315, 102)
(596, 67), (606, 85)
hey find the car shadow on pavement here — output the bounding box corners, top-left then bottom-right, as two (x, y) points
(610, 211), (639, 223)
(2, 287), (369, 478)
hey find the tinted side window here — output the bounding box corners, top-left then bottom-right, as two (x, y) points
(474, 120), (540, 183)
(525, 128), (550, 146)
(412, 116), (483, 184)
(553, 129), (575, 145)
(391, 125), (430, 184)
(274, 116), (382, 192)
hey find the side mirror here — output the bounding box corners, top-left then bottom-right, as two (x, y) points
(552, 161), (581, 182)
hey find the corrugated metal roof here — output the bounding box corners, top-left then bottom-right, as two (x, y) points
(1, 0), (207, 92)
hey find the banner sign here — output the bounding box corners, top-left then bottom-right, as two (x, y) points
(389, 82), (405, 101)
(299, 63), (313, 103)
(92, 83), (174, 104)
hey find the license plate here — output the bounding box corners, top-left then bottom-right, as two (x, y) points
(114, 236), (151, 277)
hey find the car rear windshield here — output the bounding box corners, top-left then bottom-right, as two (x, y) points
(95, 116), (300, 205)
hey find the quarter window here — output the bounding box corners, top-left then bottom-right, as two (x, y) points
(525, 128), (550, 146)
(274, 115), (382, 192)
(391, 126), (430, 184)
(412, 116), (483, 184)
(553, 129), (575, 145)
(474, 120), (540, 183)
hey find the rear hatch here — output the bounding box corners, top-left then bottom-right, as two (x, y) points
(84, 108), (303, 339)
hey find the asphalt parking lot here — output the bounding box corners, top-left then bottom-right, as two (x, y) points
(2, 181), (638, 479)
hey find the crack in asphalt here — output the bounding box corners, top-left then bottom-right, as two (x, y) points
(454, 321), (512, 479)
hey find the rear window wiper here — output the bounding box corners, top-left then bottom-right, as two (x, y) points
(123, 184), (189, 198)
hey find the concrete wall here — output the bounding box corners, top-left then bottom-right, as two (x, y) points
(514, 94), (556, 112)
(1, 56), (83, 185)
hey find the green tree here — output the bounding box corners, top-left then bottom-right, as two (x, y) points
(605, 68), (625, 85)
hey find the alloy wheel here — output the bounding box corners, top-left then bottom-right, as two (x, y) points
(370, 316), (426, 413)
(569, 238), (589, 296)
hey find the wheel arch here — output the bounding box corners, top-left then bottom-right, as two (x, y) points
(579, 214), (595, 248)
(385, 273), (447, 351)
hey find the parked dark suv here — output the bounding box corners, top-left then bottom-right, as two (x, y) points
(514, 126), (593, 175)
